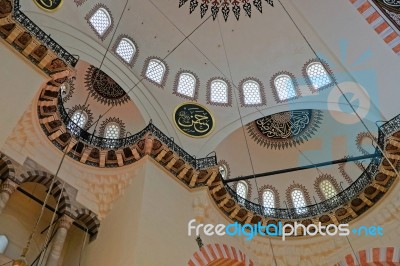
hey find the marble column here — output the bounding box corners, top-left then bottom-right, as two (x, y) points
(0, 179), (18, 214)
(45, 215), (74, 266)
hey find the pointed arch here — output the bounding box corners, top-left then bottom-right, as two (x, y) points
(0, 153), (16, 183)
(19, 170), (72, 216)
(74, 208), (100, 241)
(188, 244), (254, 266)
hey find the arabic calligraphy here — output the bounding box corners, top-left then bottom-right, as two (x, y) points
(174, 103), (214, 137)
(33, 0), (63, 11)
(383, 0), (400, 7)
(247, 110), (323, 150)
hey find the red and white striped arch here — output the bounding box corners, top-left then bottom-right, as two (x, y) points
(335, 247), (400, 265)
(188, 243), (254, 266)
(349, 0), (400, 55)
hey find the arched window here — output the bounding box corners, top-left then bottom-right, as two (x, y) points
(174, 72), (198, 100)
(115, 37), (137, 65)
(306, 62), (332, 91)
(70, 110), (87, 128)
(86, 5), (113, 40)
(236, 181), (248, 199)
(320, 180), (337, 199)
(273, 74), (298, 102)
(209, 79), (229, 105)
(263, 190), (275, 209)
(291, 189), (306, 214)
(104, 123), (120, 139)
(0, 235), (8, 254)
(219, 165), (227, 179)
(240, 79), (264, 107)
(144, 58), (166, 85)
(60, 83), (69, 98)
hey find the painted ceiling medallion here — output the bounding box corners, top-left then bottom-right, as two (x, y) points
(84, 65), (130, 106)
(179, 0), (274, 21)
(174, 102), (215, 138)
(247, 109), (323, 149)
(33, 0), (63, 12)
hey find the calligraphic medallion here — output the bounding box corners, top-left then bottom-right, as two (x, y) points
(33, 0), (63, 12)
(174, 102), (215, 138)
(247, 109), (323, 150)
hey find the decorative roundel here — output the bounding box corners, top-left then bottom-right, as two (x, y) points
(84, 65), (130, 106)
(33, 0), (63, 11)
(247, 109), (323, 149)
(174, 102), (215, 138)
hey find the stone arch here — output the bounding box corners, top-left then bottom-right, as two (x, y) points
(335, 247), (400, 265)
(74, 208), (100, 241)
(0, 153), (16, 183)
(188, 243), (254, 266)
(19, 170), (72, 216)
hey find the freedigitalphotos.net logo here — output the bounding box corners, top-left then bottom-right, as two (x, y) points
(188, 220), (383, 241)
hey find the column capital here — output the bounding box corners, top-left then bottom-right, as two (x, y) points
(0, 179), (19, 195)
(58, 215), (74, 230)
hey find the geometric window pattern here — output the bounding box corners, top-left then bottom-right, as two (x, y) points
(320, 179), (337, 200)
(145, 59), (166, 85)
(176, 73), (196, 98)
(71, 111), (87, 128)
(115, 38), (136, 64)
(306, 62), (331, 91)
(242, 80), (262, 105)
(291, 189), (306, 214)
(104, 123), (120, 139)
(210, 79), (228, 104)
(236, 181), (248, 199)
(89, 7), (111, 36)
(262, 190), (275, 209)
(274, 74), (297, 101)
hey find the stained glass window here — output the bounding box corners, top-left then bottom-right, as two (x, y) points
(116, 38), (136, 64)
(176, 73), (196, 98)
(242, 80), (262, 105)
(274, 74), (297, 101)
(236, 181), (248, 199)
(89, 7), (111, 36)
(71, 111), (87, 128)
(145, 59), (166, 84)
(104, 123), (120, 139)
(320, 180), (337, 199)
(291, 189), (306, 214)
(306, 62), (332, 90)
(210, 79), (228, 104)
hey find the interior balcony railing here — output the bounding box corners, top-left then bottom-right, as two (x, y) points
(57, 94), (217, 170)
(223, 115), (400, 220)
(12, 0), (78, 67)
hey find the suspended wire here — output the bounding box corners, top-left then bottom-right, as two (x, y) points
(275, 0), (399, 177)
(79, 228), (89, 266)
(216, 17), (262, 204)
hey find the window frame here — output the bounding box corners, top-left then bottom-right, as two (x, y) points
(270, 72), (300, 103)
(113, 35), (138, 66)
(239, 78), (266, 107)
(302, 59), (335, 93)
(104, 122), (121, 139)
(173, 70), (199, 100)
(85, 4), (114, 41)
(142, 57), (169, 87)
(207, 78), (232, 107)
(70, 110), (88, 129)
